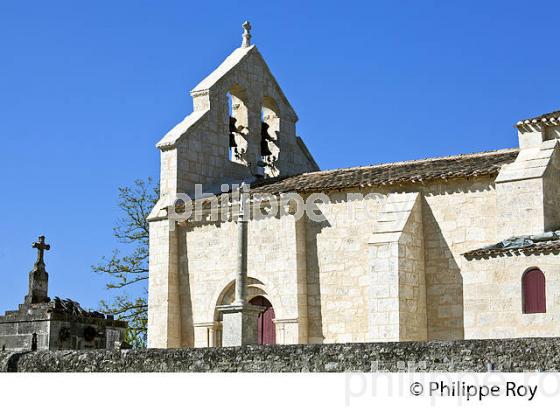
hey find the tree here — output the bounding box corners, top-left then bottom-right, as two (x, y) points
(93, 178), (159, 348)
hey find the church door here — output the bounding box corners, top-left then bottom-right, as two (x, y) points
(249, 296), (276, 345)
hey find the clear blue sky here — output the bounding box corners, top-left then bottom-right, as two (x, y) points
(0, 1), (559, 313)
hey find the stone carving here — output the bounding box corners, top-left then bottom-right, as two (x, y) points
(241, 21), (251, 48)
(0, 236), (127, 352)
(25, 235), (51, 304)
(32, 235), (50, 267)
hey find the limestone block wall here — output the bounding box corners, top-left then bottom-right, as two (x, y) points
(368, 241), (400, 341)
(303, 180), (497, 344)
(543, 144), (560, 231)
(155, 46), (318, 198)
(182, 211), (308, 347)
(496, 178), (545, 237)
(496, 140), (560, 237)
(398, 197), (426, 341)
(367, 192), (426, 342)
(419, 178), (498, 341)
(149, 170), (560, 347)
(147, 220), (181, 348)
(305, 191), (384, 343)
(463, 254), (560, 339)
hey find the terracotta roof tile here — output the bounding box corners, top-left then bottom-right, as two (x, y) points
(517, 110), (560, 126)
(249, 148), (519, 194)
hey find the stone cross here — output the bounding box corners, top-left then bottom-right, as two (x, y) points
(32, 235), (50, 267)
(241, 21), (252, 48)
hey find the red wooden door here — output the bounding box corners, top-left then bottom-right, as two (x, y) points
(250, 296), (276, 345)
(523, 269), (546, 314)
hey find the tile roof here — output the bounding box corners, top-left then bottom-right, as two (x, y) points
(517, 110), (560, 126)
(463, 232), (560, 259)
(248, 148), (519, 194)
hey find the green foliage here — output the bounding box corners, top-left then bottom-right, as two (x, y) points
(93, 178), (159, 348)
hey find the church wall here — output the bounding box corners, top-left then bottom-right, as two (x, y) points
(495, 140), (559, 238)
(158, 48), (318, 198)
(367, 192), (425, 342)
(496, 178), (545, 238)
(183, 219), (237, 345)
(147, 220), (181, 348)
(157, 172), (559, 347)
(183, 212), (307, 347)
(173, 122), (249, 196)
(419, 177), (498, 341)
(293, 178), (498, 344)
(398, 197), (427, 341)
(306, 191), (385, 343)
(462, 254), (560, 339)
(543, 146), (560, 231)
(326, 178), (498, 343)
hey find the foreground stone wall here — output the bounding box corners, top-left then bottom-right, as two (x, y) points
(1, 337), (559, 372)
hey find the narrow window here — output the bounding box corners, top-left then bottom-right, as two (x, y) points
(227, 86), (249, 165)
(260, 96), (280, 177)
(522, 268), (546, 314)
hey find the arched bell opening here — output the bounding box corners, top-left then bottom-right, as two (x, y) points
(227, 84), (249, 165)
(259, 96), (280, 177)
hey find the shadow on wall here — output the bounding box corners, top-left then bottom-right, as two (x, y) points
(305, 204), (332, 344)
(422, 197), (465, 340)
(178, 225), (195, 347)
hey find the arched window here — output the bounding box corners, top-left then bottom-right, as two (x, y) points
(522, 268), (546, 314)
(227, 85), (249, 165)
(259, 96), (280, 177)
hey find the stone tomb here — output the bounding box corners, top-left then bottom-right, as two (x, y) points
(0, 236), (127, 352)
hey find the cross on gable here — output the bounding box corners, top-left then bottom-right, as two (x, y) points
(32, 235), (50, 266)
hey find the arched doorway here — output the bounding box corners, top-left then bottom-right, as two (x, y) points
(249, 296), (276, 345)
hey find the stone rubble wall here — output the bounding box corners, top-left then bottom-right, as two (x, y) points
(1, 337), (559, 372)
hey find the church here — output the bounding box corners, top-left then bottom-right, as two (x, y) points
(147, 22), (560, 348)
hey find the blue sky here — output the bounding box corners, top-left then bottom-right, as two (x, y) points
(0, 0), (559, 313)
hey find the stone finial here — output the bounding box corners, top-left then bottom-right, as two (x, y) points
(32, 235), (50, 268)
(241, 21), (252, 48)
(26, 235), (51, 305)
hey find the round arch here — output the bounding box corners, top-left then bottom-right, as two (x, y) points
(209, 276), (283, 321)
(522, 267), (546, 314)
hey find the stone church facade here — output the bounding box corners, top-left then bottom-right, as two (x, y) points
(147, 22), (560, 348)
